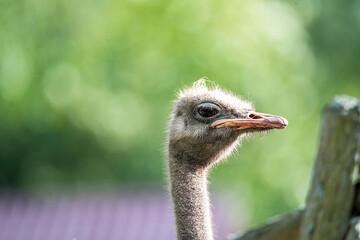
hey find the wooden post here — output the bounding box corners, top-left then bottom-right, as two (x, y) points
(229, 96), (360, 240)
(299, 96), (360, 240)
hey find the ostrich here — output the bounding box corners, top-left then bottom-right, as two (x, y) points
(166, 80), (288, 240)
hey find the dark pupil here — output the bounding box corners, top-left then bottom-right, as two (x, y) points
(198, 107), (218, 118)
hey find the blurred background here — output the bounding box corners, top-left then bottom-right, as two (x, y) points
(0, 0), (359, 239)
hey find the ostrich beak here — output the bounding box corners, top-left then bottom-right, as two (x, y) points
(211, 111), (288, 130)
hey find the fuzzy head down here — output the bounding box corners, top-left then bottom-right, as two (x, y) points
(167, 79), (261, 168)
(167, 79), (288, 168)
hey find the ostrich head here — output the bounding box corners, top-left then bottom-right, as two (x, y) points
(167, 79), (288, 168)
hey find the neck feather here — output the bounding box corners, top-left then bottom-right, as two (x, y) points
(168, 156), (213, 240)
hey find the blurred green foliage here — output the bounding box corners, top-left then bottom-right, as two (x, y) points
(0, 0), (359, 225)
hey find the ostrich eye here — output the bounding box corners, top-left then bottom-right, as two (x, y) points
(198, 107), (218, 117)
(195, 103), (221, 119)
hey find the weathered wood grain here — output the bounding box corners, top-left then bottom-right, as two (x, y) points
(299, 96), (360, 240)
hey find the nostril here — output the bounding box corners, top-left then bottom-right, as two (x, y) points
(248, 113), (263, 119)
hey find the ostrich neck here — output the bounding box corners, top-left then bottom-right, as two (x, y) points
(168, 155), (213, 240)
